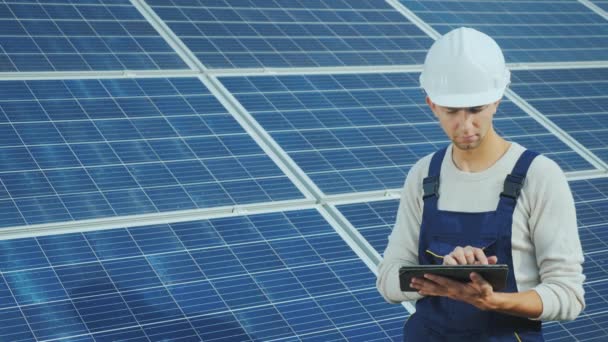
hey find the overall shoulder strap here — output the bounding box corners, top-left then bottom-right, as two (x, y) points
(500, 149), (540, 201)
(421, 146), (448, 217)
(496, 149), (540, 218)
(423, 146), (447, 200)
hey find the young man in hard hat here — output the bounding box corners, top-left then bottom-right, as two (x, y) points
(377, 27), (585, 341)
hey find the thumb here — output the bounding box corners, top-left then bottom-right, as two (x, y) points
(487, 256), (498, 264)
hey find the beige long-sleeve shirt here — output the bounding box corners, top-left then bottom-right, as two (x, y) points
(377, 142), (585, 321)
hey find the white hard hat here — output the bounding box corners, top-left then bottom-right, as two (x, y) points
(420, 27), (510, 108)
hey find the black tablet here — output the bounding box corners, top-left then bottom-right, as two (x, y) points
(399, 264), (509, 292)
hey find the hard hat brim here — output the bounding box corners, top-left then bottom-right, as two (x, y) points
(427, 87), (506, 108)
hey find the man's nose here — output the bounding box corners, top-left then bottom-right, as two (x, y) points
(456, 110), (474, 128)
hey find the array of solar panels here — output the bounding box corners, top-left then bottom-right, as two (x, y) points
(0, 209), (406, 341)
(1, 0), (607, 341)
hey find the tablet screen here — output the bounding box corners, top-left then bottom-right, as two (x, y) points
(399, 264), (509, 292)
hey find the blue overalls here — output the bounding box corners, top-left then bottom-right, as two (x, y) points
(403, 147), (544, 341)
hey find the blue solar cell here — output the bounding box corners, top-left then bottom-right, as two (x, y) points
(28, 145), (78, 170)
(22, 301), (88, 340)
(55, 262), (116, 297)
(15, 196), (73, 224)
(103, 257), (163, 291)
(123, 287), (185, 324)
(37, 233), (97, 265)
(130, 224), (185, 254)
(0, 238), (49, 272)
(147, 252), (204, 285)
(222, 72), (593, 195)
(0, 1), (187, 71)
(73, 293), (137, 333)
(5, 267), (68, 305)
(61, 193), (114, 220)
(0, 307), (35, 341)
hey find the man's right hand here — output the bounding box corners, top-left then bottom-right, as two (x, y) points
(443, 246), (498, 265)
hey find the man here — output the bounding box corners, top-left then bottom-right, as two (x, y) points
(376, 27), (585, 341)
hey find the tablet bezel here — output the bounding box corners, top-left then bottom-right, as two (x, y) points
(399, 264), (509, 292)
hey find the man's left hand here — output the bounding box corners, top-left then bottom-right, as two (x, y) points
(410, 272), (498, 311)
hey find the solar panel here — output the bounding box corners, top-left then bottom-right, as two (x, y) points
(0, 209), (408, 341)
(511, 68), (608, 166)
(0, 0), (189, 72)
(220, 72), (593, 195)
(145, 0), (433, 68)
(0, 77), (303, 228)
(400, 0), (608, 63)
(337, 177), (608, 341)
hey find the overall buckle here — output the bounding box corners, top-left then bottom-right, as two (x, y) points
(501, 174), (524, 199)
(423, 176), (439, 199)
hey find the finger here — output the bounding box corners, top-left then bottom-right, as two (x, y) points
(443, 254), (459, 265)
(470, 272), (494, 294)
(411, 277), (439, 296)
(452, 247), (467, 265)
(464, 246), (476, 264)
(473, 248), (488, 265)
(470, 272), (487, 284)
(424, 273), (458, 288)
(487, 255), (498, 264)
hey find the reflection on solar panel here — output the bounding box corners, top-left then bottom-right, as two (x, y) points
(0, 77), (303, 228)
(511, 68), (608, 165)
(400, 0), (608, 62)
(0, 0), (187, 71)
(221, 72), (593, 195)
(0, 209), (407, 341)
(146, 0), (433, 68)
(337, 177), (608, 341)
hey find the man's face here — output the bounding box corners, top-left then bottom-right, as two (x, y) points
(427, 97), (500, 151)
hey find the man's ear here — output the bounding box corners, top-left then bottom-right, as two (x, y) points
(494, 99), (502, 112)
(426, 96), (439, 118)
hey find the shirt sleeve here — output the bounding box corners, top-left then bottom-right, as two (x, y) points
(376, 158), (428, 303)
(527, 157), (586, 321)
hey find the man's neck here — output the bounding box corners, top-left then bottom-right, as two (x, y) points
(452, 131), (511, 172)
